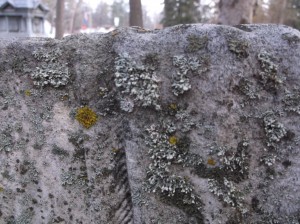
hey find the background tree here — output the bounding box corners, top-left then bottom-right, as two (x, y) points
(284, 0), (300, 29)
(41, 0), (56, 33)
(41, 0), (300, 33)
(92, 2), (112, 27)
(69, 0), (83, 33)
(111, 0), (129, 27)
(199, 0), (218, 23)
(129, 0), (143, 27)
(268, 0), (300, 29)
(55, 0), (65, 39)
(162, 0), (201, 27)
(218, 0), (256, 25)
(142, 7), (154, 28)
(268, 0), (287, 24)
(253, 0), (269, 23)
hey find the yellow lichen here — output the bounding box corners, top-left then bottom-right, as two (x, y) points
(60, 95), (69, 101)
(183, 176), (190, 181)
(25, 90), (31, 96)
(0, 186), (4, 192)
(75, 106), (98, 129)
(112, 148), (120, 154)
(169, 136), (178, 145)
(169, 103), (177, 111)
(207, 158), (216, 166)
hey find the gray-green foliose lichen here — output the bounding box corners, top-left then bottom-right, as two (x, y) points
(257, 50), (283, 88)
(263, 112), (287, 147)
(144, 125), (203, 208)
(120, 98), (134, 113)
(208, 177), (247, 214)
(236, 78), (258, 99)
(175, 109), (196, 132)
(114, 53), (161, 110)
(212, 140), (250, 176)
(283, 90), (300, 115)
(172, 55), (200, 96)
(30, 48), (70, 88)
(260, 153), (277, 167)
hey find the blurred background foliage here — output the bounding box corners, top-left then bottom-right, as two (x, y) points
(41, 0), (300, 38)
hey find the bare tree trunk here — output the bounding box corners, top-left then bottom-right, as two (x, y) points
(278, 0), (287, 24)
(70, 0), (83, 33)
(129, 0), (143, 27)
(55, 0), (65, 39)
(218, 0), (256, 25)
(267, 0), (288, 24)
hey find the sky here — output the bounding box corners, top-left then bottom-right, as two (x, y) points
(84, 0), (164, 17)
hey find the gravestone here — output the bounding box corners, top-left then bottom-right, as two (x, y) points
(0, 0), (48, 38)
(0, 24), (300, 224)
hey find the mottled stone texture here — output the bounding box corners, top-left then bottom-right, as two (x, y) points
(0, 24), (300, 224)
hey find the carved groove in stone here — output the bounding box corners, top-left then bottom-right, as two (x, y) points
(112, 121), (134, 224)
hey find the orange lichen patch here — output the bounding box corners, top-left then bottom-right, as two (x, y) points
(75, 106), (98, 129)
(169, 136), (178, 145)
(207, 158), (216, 166)
(25, 90), (31, 96)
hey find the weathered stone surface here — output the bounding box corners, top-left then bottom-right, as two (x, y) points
(0, 24), (300, 224)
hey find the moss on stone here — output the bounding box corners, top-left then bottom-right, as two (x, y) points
(159, 191), (204, 224)
(282, 33), (300, 45)
(227, 38), (249, 58)
(143, 53), (159, 69)
(186, 34), (208, 52)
